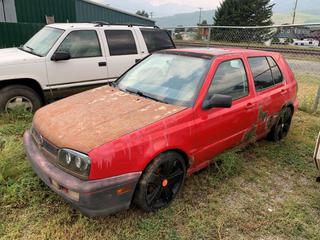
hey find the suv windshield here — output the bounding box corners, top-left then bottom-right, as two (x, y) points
(21, 27), (64, 57)
(117, 53), (211, 107)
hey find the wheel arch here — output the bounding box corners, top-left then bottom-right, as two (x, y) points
(0, 78), (45, 103)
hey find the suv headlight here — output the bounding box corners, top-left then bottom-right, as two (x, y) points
(58, 149), (91, 178)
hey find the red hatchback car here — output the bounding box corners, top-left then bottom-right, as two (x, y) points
(24, 48), (298, 216)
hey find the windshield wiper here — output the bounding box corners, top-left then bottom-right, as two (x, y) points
(125, 87), (169, 104)
(18, 46), (42, 57)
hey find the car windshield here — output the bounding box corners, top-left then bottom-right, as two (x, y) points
(117, 53), (211, 107)
(21, 27), (64, 57)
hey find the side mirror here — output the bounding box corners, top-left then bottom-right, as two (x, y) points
(51, 52), (71, 61)
(315, 133), (320, 169)
(202, 94), (232, 110)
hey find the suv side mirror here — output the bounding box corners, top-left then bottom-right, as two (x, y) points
(202, 94), (232, 110)
(51, 52), (71, 61)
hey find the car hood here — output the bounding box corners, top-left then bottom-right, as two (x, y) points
(0, 48), (42, 66)
(33, 86), (186, 153)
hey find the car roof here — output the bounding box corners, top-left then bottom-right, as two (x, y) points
(47, 23), (156, 30)
(163, 47), (278, 58)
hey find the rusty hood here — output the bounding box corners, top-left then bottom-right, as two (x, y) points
(33, 86), (185, 153)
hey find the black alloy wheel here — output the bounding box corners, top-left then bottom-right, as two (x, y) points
(268, 107), (293, 141)
(134, 152), (187, 212)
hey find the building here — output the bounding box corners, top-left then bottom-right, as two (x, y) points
(275, 26), (311, 43)
(0, 0), (155, 48)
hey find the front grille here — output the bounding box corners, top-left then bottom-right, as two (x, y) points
(31, 127), (59, 158)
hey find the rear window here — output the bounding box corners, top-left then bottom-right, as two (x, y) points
(249, 57), (274, 91)
(105, 30), (138, 56)
(141, 28), (175, 53)
(267, 57), (283, 84)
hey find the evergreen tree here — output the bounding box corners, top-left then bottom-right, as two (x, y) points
(136, 10), (149, 18)
(212, 0), (274, 42)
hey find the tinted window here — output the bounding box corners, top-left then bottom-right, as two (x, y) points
(56, 30), (101, 58)
(105, 30), (137, 56)
(249, 57), (274, 91)
(207, 59), (249, 100)
(141, 28), (175, 53)
(267, 57), (283, 84)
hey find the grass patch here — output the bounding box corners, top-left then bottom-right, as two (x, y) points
(296, 74), (320, 114)
(0, 111), (320, 239)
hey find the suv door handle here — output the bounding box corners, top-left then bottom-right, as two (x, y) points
(98, 62), (107, 67)
(245, 102), (256, 110)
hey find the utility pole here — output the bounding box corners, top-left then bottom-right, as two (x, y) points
(198, 7), (203, 24)
(150, 12), (154, 19)
(292, 0), (299, 24)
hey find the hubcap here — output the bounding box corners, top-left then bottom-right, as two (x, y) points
(5, 96), (33, 112)
(146, 159), (185, 209)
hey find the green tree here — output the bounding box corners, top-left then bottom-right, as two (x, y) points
(136, 10), (149, 18)
(212, 0), (274, 43)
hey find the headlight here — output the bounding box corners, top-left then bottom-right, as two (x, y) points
(58, 149), (91, 178)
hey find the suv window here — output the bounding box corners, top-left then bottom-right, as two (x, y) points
(267, 57), (283, 84)
(105, 30), (138, 56)
(141, 28), (175, 53)
(56, 30), (101, 58)
(207, 59), (249, 100)
(249, 57), (274, 91)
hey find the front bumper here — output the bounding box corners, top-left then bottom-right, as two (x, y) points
(23, 130), (141, 217)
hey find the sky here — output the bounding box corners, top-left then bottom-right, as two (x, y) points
(92, 0), (222, 17)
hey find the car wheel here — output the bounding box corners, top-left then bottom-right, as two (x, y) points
(0, 85), (42, 113)
(268, 107), (293, 141)
(134, 151), (187, 212)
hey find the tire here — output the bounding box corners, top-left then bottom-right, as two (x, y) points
(134, 151), (187, 212)
(268, 107), (293, 142)
(0, 85), (42, 113)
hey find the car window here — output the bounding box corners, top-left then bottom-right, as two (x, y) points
(56, 30), (102, 58)
(117, 53), (211, 107)
(207, 59), (249, 100)
(105, 30), (138, 56)
(249, 57), (274, 91)
(267, 57), (283, 84)
(141, 28), (175, 53)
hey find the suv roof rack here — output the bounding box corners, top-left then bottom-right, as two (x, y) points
(91, 21), (159, 28)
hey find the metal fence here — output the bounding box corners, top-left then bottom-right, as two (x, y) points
(165, 23), (320, 114)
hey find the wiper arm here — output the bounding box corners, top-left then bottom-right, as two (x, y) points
(125, 88), (168, 104)
(25, 45), (34, 51)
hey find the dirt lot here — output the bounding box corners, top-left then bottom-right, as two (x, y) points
(0, 76), (320, 239)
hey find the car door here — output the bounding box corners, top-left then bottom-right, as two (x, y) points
(46, 30), (109, 89)
(104, 29), (144, 79)
(247, 55), (287, 138)
(194, 56), (258, 164)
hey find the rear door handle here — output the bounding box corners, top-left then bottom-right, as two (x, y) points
(98, 62), (107, 67)
(245, 102), (256, 110)
(280, 89), (288, 95)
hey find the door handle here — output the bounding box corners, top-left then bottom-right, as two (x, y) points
(135, 59), (141, 63)
(280, 89), (288, 95)
(245, 102), (256, 110)
(98, 62), (107, 67)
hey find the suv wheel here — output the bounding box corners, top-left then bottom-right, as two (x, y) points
(0, 85), (42, 113)
(268, 107), (293, 141)
(134, 151), (186, 212)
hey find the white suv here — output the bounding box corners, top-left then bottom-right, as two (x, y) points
(0, 23), (175, 112)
